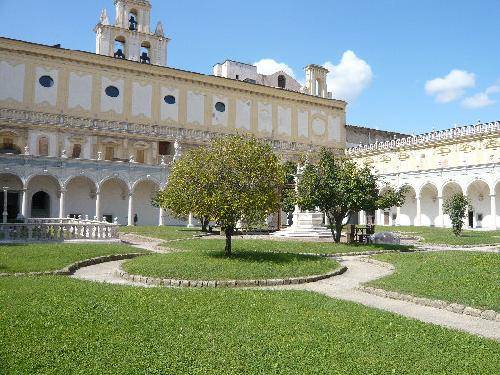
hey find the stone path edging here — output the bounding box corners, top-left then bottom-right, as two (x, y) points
(114, 265), (348, 288)
(355, 257), (500, 322)
(0, 253), (146, 278)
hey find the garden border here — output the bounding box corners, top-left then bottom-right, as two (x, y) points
(0, 253), (147, 277)
(114, 265), (348, 288)
(356, 257), (500, 322)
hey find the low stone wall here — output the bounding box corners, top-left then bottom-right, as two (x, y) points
(114, 265), (348, 288)
(0, 253), (146, 277)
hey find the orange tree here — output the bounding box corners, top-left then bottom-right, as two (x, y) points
(156, 135), (284, 256)
(297, 148), (407, 242)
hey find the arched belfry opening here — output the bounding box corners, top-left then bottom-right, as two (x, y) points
(128, 9), (138, 31)
(278, 75), (286, 89)
(114, 36), (126, 59)
(140, 41), (151, 64)
(305, 64), (330, 98)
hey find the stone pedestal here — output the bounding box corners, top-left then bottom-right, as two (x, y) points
(272, 211), (332, 238)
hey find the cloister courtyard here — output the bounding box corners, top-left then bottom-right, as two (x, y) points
(1, 225), (499, 374)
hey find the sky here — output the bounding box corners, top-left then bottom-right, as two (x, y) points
(0, 0), (498, 134)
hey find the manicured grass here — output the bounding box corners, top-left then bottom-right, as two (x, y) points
(377, 225), (500, 245)
(1, 277), (499, 374)
(119, 225), (202, 241)
(0, 243), (147, 273)
(123, 250), (339, 280)
(165, 238), (412, 255)
(369, 251), (500, 311)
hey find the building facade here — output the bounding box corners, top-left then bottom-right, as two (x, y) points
(348, 122), (500, 229)
(0, 0), (346, 226)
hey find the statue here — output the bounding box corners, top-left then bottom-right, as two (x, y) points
(99, 9), (109, 25)
(61, 149), (67, 159)
(160, 155), (166, 166)
(173, 139), (182, 161)
(24, 146), (30, 156)
(97, 151), (103, 161)
(129, 155), (136, 163)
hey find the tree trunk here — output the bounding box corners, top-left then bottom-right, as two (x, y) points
(224, 226), (234, 256)
(201, 217), (209, 232)
(334, 220), (343, 243)
(327, 214), (336, 240)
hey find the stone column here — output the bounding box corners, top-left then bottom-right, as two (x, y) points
(127, 193), (134, 226)
(159, 208), (164, 226)
(21, 188), (28, 219)
(187, 212), (194, 228)
(2, 187), (8, 223)
(95, 192), (101, 221)
(59, 189), (66, 219)
(416, 196), (421, 226)
(491, 194), (497, 230)
(396, 207), (401, 226)
(438, 196), (444, 227)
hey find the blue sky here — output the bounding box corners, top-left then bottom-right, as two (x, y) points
(0, 0), (498, 133)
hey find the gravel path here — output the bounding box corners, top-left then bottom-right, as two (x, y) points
(71, 242), (500, 341)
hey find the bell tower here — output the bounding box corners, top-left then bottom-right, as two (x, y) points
(305, 64), (331, 98)
(94, 0), (170, 66)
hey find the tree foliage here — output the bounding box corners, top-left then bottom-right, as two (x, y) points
(443, 193), (470, 237)
(156, 135), (284, 256)
(297, 148), (407, 242)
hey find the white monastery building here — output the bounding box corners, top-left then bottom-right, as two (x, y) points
(0, 0), (498, 229)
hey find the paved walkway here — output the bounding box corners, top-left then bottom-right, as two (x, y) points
(71, 241), (500, 341)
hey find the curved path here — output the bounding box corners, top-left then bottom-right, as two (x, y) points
(72, 245), (500, 341)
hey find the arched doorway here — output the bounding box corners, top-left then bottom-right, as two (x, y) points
(467, 180), (490, 228)
(133, 179), (160, 226)
(26, 175), (60, 218)
(399, 185), (417, 226)
(0, 173), (23, 222)
(65, 176), (98, 220)
(419, 183), (439, 226)
(100, 178), (129, 225)
(31, 191), (50, 218)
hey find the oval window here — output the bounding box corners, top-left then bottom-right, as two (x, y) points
(164, 95), (176, 104)
(215, 102), (226, 113)
(39, 75), (54, 88)
(105, 86), (120, 98)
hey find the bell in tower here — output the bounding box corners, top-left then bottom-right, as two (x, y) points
(94, 0), (170, 66)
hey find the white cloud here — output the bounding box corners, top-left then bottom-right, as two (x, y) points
(461, 84), (499, 109)
(254, 59), (295, 78)
(425, 69), (475, 103)
(323, 50), (373, 102)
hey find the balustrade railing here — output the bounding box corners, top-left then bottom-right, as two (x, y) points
(346, 120), (500, 156)
(0, 221), (119, 242)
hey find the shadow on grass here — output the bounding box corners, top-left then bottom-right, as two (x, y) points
(207, 250), (322, 264)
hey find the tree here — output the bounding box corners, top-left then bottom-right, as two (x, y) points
(280, 161), (297, 225)
(156, 135), (284, 256)
(443, 193), (470, 236)
(297, 148), (407, 242)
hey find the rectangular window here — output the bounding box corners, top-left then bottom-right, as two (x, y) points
(72, 144), (82, 159)
(105, 146), (114, 161)
(158, 141), (170, 155)
(136, 149), (145, 164)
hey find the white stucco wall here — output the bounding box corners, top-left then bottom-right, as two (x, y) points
(258, 102), (272, 134)
(68, 72), (92, 111)
(132, 82), (152, 118)
(187, 90), (204, 125)
(235, 99), (251, 130)
(0, 60), (25, 102)
(277, 106), (291, 137)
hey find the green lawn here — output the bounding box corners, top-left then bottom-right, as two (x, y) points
(0, 243), (147, 274)
(165, 238), (412, 255)
(369, 251), (500, 311)
(119, 225), (202, 241)
(1, 277), (498, 374)
(123, 250), (339, 280)
(376, 225), (500, 245)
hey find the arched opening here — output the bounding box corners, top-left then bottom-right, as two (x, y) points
(442, 181), (463, 228)
(278, 75), (286, 89)
(100, 178), (129, 225)
(315, 79), (322, 96)
(38, 136), (49, 156)
(140, 41), (151, 64)
(133, 180), (160, 226)
(466, 180), (490, 228)
(26, 175), (60, 218)
(31, 191), (50, 218)
(0, 173), (23, 222)
(399, 185), (417, 226)
(65, 176), (97, 220)
(128, 10), (138, 31)
(114, 36), (126, 59)
(495, 182), (500, 230)
(419, 183), (439, 226)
